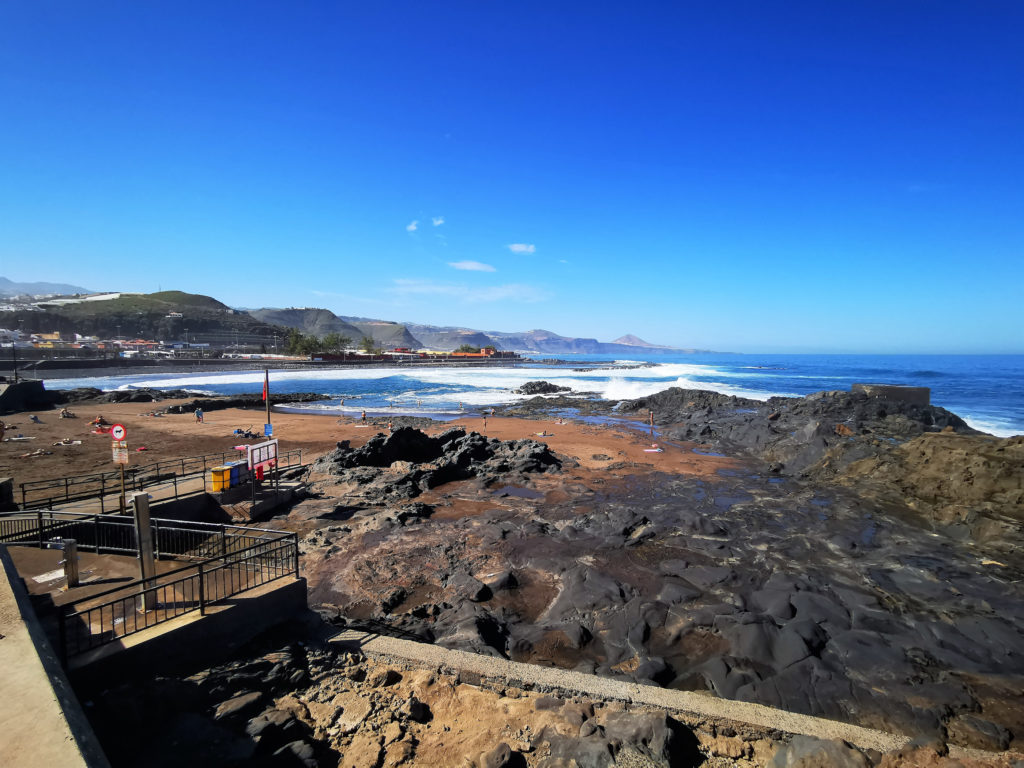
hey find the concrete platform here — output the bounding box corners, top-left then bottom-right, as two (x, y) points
(0, 546), (109, 768)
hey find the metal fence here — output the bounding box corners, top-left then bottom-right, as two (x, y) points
(17, 448), (303, 510)
(0, 510), (298, 662)
(59, 534), (298, 661)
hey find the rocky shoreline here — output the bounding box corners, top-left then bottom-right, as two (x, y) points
(283, 384), (1024, 755)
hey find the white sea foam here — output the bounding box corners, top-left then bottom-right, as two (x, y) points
(963, 416), (1020, 438)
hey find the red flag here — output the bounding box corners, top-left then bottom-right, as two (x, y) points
(262, 370), (269, 401)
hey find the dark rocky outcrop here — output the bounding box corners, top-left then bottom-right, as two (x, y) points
(620, 387), (979, 478)
(514, 381), (571, 396)
(311, 427), (561, 504)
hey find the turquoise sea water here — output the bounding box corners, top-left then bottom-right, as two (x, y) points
(47, 353), (1024, 437)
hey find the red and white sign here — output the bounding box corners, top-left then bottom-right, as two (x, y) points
(112, 440), (129, 464)
(110, 424), (127, 441)
(247, 439), (279, 472)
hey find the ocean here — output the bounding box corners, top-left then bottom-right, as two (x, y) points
(45, 353), (1024, 437)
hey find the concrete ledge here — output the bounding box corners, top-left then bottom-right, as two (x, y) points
(70, 576), (308, 685)
(0, 545), (110, 768)
(330, 628), (992, 761)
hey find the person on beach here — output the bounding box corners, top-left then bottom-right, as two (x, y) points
(361, 410), (366, 422)
(649, 410), (655, 426)
(387, 420), (394, 433)
(194, 408), (204, 423)
(90, 415), (108, 426)
(60, 407), (75, 418)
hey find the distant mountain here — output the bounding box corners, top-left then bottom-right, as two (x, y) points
(611, 334), (676, 350)
(405, 324), (497, 351)
(247, 308), (363, 340)
(0, 276), (91, 297)
(1, 282), (709, 354)
(341, 318), (421, 349)
(405, 323), (703, 355)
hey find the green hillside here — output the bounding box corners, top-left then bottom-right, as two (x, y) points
(2, 291), (282, 345)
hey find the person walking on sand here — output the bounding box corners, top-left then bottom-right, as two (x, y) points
(387, 420), (394, 433)
(194, 408), (204, 423)
(361, 410), (366, 422)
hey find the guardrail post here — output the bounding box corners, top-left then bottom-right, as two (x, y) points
(93, 515), (100, 553)
(64, 477), (69, 504)
(198, 563), (206, 615)
(20, 484), (26, 509)
(292, 533), (299, 578)
(133, 493), (157, 612)
(220, 526), (227, 561)
(36, 510), (43, 548)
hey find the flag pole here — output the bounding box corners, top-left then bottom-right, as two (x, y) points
(264, 369), (271, 431)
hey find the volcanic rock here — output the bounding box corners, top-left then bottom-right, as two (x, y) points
(311, 427), (561, 503)
(515, 381), (571, 395)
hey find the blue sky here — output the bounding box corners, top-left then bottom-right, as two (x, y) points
(1, 2), (1022, 353)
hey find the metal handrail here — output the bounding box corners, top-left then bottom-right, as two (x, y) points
(59, 532), (299, 660)
(18, 449), (303, 510)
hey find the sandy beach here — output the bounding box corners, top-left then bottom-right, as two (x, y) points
(0, 398), (734, 490)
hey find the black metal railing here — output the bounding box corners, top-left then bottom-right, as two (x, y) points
(59, 533), (299, 661)
(0, 510), (284, 560)
(18, 448), (303, 510)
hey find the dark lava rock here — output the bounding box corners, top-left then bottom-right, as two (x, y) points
(311, 426), (561, 503)
(538, 711), (700, 768)
(945, 713), (1012, 751)
(515, 380), (571, 395)
(213, 690), (265, 721)
(768, 735), (870, 767)
(620, 387), (979, 477)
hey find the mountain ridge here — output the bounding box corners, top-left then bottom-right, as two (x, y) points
(0, 281), (713, 354)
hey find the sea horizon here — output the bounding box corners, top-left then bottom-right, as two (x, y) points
(44, 351), (1024, 438)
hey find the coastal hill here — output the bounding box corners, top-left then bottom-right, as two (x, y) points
(340, 316), (422, 349)
(0, 290), (287, 346)
(247, 307), (365, 341)
(0, 281), (707, 354)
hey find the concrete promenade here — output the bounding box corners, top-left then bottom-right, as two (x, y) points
(0, 546), (108, 768)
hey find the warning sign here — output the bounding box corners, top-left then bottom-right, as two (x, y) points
(112, 440), (129, 464)
(111, 424), (127, 441)
(247, 438), (278, 472)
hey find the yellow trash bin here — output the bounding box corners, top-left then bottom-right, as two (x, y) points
(210, 466), (230, 492)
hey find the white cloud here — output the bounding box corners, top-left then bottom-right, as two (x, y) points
(432, 216), (445, 226)
(448, 260), (495, 272)
(390, 279), (550, 303)
(406, 220), (419, 232)
(507, 243), (536, 254)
